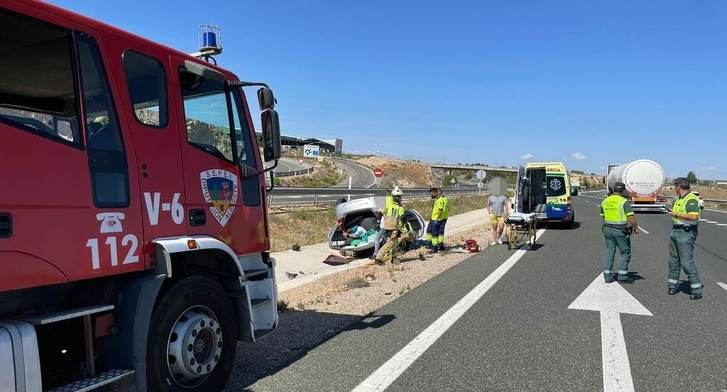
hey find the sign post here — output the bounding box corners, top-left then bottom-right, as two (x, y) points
(373, 167), (383, 188)
(475, 170), (487, 181)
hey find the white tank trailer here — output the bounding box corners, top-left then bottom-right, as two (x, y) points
(607, 159), (666, 212)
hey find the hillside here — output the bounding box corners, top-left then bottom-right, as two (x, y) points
(570, 172), (605, 189)
(355, 156), (434, 188)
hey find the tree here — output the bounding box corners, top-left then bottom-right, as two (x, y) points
(686, 171), (698, 184)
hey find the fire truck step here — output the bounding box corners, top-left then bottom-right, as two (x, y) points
(48, 369), (134, 392)
(24, 305), (114, 326)
(251, 298), (272, 307)
(253, 328), (275, 340)
(244, 268), (268, 280)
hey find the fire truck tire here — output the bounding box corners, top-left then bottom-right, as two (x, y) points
(147, 276), (238, 391)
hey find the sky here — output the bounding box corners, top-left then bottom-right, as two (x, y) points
(50, 0), (727, 180)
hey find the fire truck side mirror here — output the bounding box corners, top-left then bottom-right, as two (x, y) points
(257, 87), (275, 110)
(261, 109), (281, 162)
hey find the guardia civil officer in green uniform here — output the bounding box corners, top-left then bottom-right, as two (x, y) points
(666, 178), (703, 300)
(600, 182), (640, 283)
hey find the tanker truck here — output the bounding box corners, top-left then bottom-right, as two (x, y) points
(607, 160), (667, 212)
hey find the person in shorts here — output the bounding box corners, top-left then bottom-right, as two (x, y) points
(487, 193), (509, 245)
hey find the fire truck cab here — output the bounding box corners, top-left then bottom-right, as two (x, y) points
(0, 1), (281, 390)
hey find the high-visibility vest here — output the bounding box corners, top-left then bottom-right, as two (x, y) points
(385, 204), (404, 218)
(431, 196), (449, 221)
(672, 192), (700, 225)
(601, 194), (629, 225)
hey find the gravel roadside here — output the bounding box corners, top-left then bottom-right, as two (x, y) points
(226, 226), (491, 390)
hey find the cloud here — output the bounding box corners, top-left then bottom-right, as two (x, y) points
(571, 152), (587, 160)
(520, 153), (534, 160)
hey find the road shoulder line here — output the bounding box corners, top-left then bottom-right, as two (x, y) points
(352, 229), (547, 392)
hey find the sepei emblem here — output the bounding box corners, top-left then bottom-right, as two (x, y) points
(200, 169), (239, 227)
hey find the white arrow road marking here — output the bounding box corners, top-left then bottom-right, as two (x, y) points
(569, 275), (652, 392)
(717, 282), (727, 292)
(352, 229), (547, 392)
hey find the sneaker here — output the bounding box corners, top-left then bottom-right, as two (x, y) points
(497, 239), (503, 245)
(689, 294), (703, 300)
(668, 288), (679, 295)
(490, 242), (497, 246)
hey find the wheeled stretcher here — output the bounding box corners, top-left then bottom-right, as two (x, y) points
(505, 212), (537, 250)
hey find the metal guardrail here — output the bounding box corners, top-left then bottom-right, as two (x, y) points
(274, 166), (314, 177)
(268, 187), (485, 207)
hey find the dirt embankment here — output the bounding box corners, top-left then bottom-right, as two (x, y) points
(570, 173), (605, 189)
(662, 185), (727, 200)
(356, 157), (434, 188)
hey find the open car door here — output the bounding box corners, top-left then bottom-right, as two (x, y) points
(515, 165), (527, 213)
(403, 209), (426, 239)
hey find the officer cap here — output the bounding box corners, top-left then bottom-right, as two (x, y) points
(673, 177), (690, 190)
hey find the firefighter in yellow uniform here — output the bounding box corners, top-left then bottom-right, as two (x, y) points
(426, 187), (449, 252)
(600, 182), (639, 283)
(375, 187), (406, 264)
(667, 178), (703, 300)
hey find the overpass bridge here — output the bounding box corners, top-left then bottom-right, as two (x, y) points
(430, 163), (518, 173)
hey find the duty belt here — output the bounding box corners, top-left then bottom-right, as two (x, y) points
(673, 224), (697, 231)
(603, 223), (627, 229)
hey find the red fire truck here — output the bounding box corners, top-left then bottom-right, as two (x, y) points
(0, 1), (282, 390)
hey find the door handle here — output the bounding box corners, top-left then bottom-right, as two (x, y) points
(189, 209), (206, 226)
(0, 213), (12, 238)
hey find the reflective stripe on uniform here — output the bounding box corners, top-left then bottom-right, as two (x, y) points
(617, 270), (628, 275)
(690, 283), (703, 288)
(668, 279), (679, 284)
(604, 270), (612, 274)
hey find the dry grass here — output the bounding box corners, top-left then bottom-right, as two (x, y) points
(268, 208), (337, 252)
(267, 194), (489, 252)
(407, 194), (489, 221)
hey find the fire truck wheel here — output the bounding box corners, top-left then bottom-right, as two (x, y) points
(147, 276), (238, 391)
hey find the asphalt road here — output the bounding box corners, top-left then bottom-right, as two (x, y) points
(236, 193), (727, 391)
(333, 158), (377, 188)
(273, 157), (312, 174)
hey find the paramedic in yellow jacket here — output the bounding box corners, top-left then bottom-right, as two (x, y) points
(426, 187), (450, 252)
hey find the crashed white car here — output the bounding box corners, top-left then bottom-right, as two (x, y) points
(327, 197), (426, 256)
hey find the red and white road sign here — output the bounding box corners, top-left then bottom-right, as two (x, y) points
(374, 167), (384, 178)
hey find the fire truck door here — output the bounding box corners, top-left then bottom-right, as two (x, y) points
(121, 49), (187, 262)
(171, 57), (267, 255)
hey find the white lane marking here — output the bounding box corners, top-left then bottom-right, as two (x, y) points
(352, 229), (547, 392)
(569, 275), (652, 392)
(705, 208), (727, 215)
(701, 219), (718, 224)
(718, 282), (727, 292)
(716, 223), (727, 227)
(601, 313), (635, 392)
(637, 225), (650, 235)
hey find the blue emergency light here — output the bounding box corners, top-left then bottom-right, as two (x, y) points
(198, 25), (222, 55)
